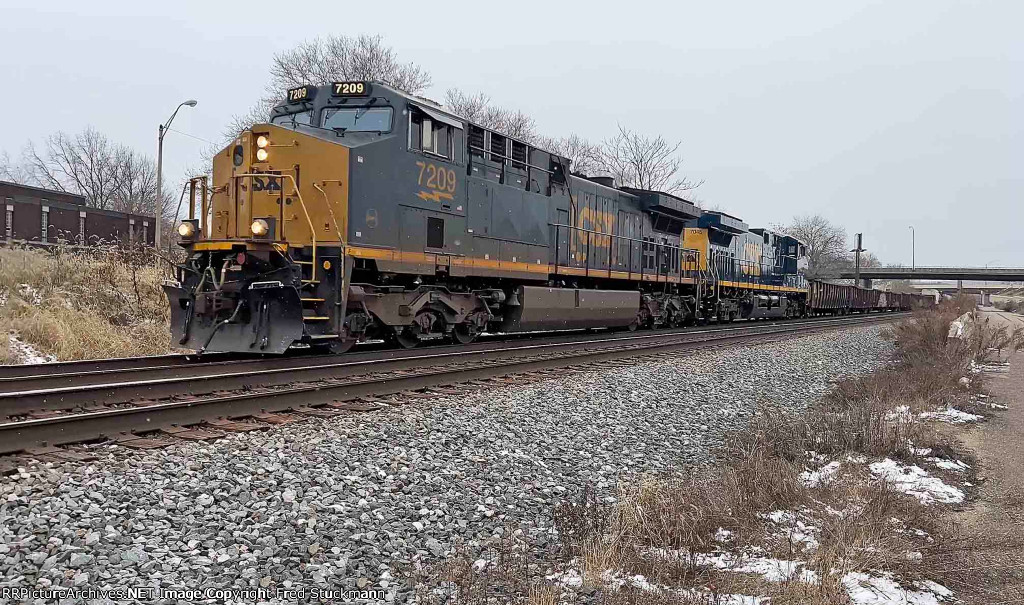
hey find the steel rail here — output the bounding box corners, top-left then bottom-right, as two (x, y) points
(0, 313), (903, 455)
(0, 313), (909, 393)
(0, 317), (830, 390)
(0, 314), (908, 416)
(0, 352), (242, 381)
(0, 324), (716, 391)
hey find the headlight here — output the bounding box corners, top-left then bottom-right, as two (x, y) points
(251, 219), (270, 237)
(177, 222), (196, 238)
(256, 135), (269, 148)
(255, 148), (269, 162)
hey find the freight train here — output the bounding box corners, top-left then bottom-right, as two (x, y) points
(164, 81), (929, 354)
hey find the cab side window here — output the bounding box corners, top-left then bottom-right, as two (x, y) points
(410, 110), (451, 160)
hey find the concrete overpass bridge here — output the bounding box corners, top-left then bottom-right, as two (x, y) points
(832, 267), (1024, 281)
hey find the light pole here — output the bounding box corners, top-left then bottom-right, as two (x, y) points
(156, 99), (197, 252)
(908, 225), (915, 272)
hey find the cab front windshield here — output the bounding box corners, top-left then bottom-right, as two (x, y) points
(322, 107), (393, 132)
(271, 110), (312, 126)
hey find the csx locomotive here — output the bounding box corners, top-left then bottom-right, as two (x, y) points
(164, 81), (908, 355)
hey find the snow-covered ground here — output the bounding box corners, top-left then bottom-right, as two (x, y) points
(5, 333), (55, 365)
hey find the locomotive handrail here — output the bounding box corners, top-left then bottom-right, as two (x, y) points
(187, 176), (212, 238)
(313, 181), (346, 245)
(232, 173), (317, 284)
(468, 145), (554, 174)
(710, 254), (803, 290)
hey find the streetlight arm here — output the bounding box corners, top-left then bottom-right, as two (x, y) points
(160, 100), (198, 142)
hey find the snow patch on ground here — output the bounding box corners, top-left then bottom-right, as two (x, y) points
(546, 568), (583, 588)
(927, 457), (970, 472)
(843, 571), (953, 604)
(692, 552), (820, 583)
(869, 459), (965, 504)
(973, 361), (1010, 374)
(15, 283), (42, 305)
(885, 404), (913, 422)
(920, 407), (983, 423)
(761, 510), (819, 550)
(6, 333), (56, 364)
(800, 461), (841, 487)
(548, 567), (765, 603)
(948, 313), (973, 339)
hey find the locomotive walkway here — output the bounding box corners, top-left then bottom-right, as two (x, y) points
(0, 313), (905, 464)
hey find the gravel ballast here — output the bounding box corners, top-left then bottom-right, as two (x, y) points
(0, 325), (892, 602)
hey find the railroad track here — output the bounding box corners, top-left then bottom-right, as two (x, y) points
(0, 313), (904, 394)
(0, 312), (907, 463)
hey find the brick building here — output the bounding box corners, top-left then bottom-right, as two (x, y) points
(0, 181), (155, 246)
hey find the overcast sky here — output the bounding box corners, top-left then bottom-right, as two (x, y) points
(2, 1), (1020, 266)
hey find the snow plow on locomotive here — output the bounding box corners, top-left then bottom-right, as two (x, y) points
(164, 81), (927, 355)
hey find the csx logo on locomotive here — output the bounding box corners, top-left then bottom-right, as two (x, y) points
(250, 170), (282, 192)
(573, 205), (616, 262)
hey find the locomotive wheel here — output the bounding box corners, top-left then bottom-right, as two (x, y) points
(394, 328), (419, 349)
(453, 323), (478, 345)
(328, 337), (356, 354)
(393, 310), (441, 349)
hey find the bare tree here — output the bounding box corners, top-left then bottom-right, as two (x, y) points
(597, 125), (702, 194)
(228, 34), (431, 136)
(270, 34), (431, 95)
(23, 128), (125, 210)
(0, 151), (30, 183)
(444, 89), (539, 143)
(112, 147), (160, 215)
(224, 98), (278, 142)
(19, 128), (173, 221)
(775, 214), (849, 277)
(544, 134), (602, 176)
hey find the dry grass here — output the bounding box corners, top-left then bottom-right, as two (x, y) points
(0, 244), (174, 361)
(415, 299), (1000, 603)
(995, 298), (1022, 314)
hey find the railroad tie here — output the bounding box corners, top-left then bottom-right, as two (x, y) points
(252, 413), (303, 425)
(24, 446), (98, 463)
(161, 427), (227, 441)
(294, 407), (346, 419)
(204, 419), (268, 433)
(323, 401), (384, 412)
(113, 435), (177, 449)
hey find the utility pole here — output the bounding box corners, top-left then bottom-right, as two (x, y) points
(156, 124), (164, 250)
(908, 225), (915, 272)
(156, 99), (198, 253)
(851, 233), (866, 289)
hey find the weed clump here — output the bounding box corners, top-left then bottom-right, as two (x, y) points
(0, 243), (174, 361)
